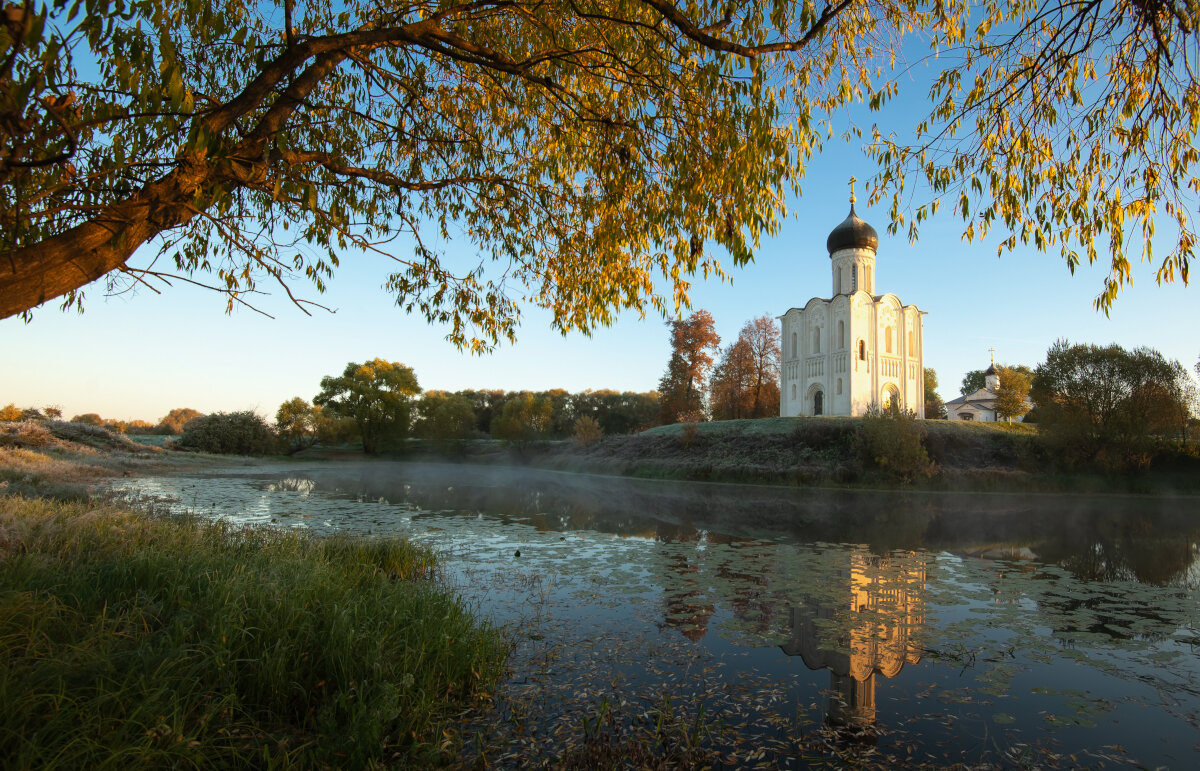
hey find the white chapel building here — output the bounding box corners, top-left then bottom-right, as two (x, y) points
(944, 363), (1031, 422)
(779, 192), (925, 418)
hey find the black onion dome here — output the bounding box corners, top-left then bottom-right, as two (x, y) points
(826, 204), (879, 255)
(984, 364), (997, 376)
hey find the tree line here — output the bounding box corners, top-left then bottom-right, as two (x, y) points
(6, 336), (1196, 472)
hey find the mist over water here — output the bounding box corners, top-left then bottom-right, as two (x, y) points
(114, 462), (1200, 767)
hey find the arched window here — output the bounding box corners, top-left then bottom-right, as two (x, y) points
(866, 266), (872, 291)
(858, 340), (866, 360)
(835, 267), (842, 295)
(791, 383), (797, 401)
(838, 320), (845, 348)
(813, 389), (824, 416)
(812, 327), (820, 353)
(836, 378), (843, 395)
(791, 332), (798, 359)
(907, 330), (914, 352)
(851, 268), (857, 292)
(885, 326), (894, 354)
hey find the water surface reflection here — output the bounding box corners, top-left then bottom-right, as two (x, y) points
(114, 462), (1200, 767)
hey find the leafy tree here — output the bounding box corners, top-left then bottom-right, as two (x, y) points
(6, 3), (1196, 330)
(658, 310), (720, 424)
(871, 2), (1200, 312)
(314, 411), (360, 447)
(569, 390), (659, 435)
(1165, 360), (1198, 442)
(1033, 340), (1192, 468)
(993, 365), (1033, 422)
(490, 393), (553, 446)
(0, 403), (22, 422)
(178, 410), (277, 455)
(959, 370), (985, 397)
(125, 419), (156, 433)
(314, 359), (421, 454)
(275, 397), (319, 454)
(413, 391), (476, 445)
(741, 314), (782, 417)
(455, 390), (509, 435)
(43, 406), (62, 420)
(709, 337), (757, 421)
(709, 315), (782, 421)
(70, 413), (103, 426)
(541, 389), (575, 437)
(0, 0), (928, 343)
(157, 408), (204, 434)
(923, 368), (946, 419)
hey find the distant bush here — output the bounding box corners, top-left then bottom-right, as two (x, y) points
(70, 413), (104, 426)
(571, 415), (604, 447)
(858, 405), (934, 482)
(0, 404), (22, 422)
(49, 421), (147, 451)
(178, 411), (277, 455)
(679, 422), (700, 448)
(275, 398), (319, 454)
(156, 407), (205, 435)
(0, 420), (54, 448)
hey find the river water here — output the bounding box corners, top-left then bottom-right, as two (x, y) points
(112, 461), (1200, 768)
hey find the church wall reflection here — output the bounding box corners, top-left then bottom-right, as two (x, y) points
(781, 549), (926, 730)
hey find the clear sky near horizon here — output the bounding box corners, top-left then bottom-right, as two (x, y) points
(3, 60), (1199, 422)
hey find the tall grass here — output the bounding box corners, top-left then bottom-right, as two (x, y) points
(0, 496), (506, 769)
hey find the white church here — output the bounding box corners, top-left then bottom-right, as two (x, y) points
(779, 188), (926, 418)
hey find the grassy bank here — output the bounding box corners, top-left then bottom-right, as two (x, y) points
(0, 430), (508, 768)
(505, 417), (1200, 493)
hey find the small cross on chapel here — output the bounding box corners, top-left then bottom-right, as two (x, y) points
(778, 180), (926, 417)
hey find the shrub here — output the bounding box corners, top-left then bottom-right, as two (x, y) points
(0, 421), (54, 448)
(571, 415), (604, 447)
(858, 405), (934, 482)
(178, 411), (277, 455)
(156, 408), (204, 435)
(679, 422), (699, 448)
(0, 404), (24, 422)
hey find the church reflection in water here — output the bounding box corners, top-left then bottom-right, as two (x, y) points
(780, 550), (926, 730)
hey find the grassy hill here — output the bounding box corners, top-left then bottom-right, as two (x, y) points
(525, 417), (1197, 494)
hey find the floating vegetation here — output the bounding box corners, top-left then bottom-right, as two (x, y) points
(111, 461), (1200, 768)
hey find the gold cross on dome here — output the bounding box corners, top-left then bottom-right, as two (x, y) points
(989, 347), (995, 365)
(849, 176), (857, 205)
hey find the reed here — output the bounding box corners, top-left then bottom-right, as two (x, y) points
(0, 495), (506, 769)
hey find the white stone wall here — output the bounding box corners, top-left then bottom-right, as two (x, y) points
(780, 246), (924, 418)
